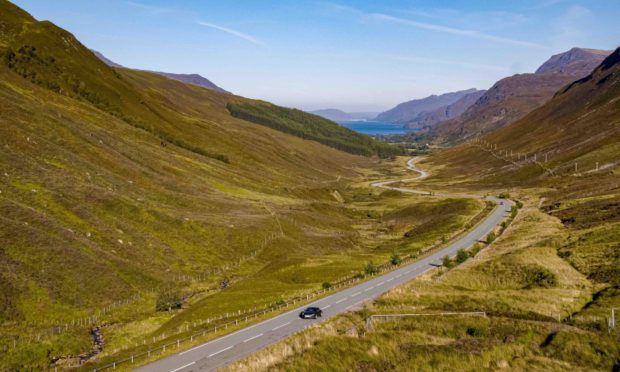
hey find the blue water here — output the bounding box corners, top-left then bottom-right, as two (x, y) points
(339, 120), (417, 135)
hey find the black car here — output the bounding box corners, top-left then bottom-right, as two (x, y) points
(299, 307), (322, 319)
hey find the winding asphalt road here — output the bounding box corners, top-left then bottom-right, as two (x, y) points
(136, 158), (512, 372)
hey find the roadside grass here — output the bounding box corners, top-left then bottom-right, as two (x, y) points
(224, 187), (620, 371)
(79, 182), (486, 369)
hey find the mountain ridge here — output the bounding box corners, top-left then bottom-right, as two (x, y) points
(430, 47), (611, 142)
(376, 88), (480, 125)
(91, 49), (230, 93)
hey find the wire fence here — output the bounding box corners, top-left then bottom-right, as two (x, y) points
(81, 253), (422, 371)
(468, 138), (618, 178)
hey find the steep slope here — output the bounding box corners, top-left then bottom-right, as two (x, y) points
(92, 49), (230, 93)
(405, 89), (486, 129)
(376, 88), (478, 125)
(0, 1), (405, 368)
(227, 100), (403, 157)
(431, 46), (620, 185)
(431, 48), (611, 142)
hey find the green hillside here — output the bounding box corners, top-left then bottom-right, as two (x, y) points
(227, 100), (403, 158)
(0, 1), (478, 369)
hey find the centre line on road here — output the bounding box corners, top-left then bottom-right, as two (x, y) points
(387, 278), (394, 282)
(351, 291), (361, 297)
(378, 281), (385, 285)
(208, 346), (233, 358)
(364, 287), (372, 292)
(243, 333), (263, 343)
(323, 305), (331, 309)
(170, 361), (195, 372)
(271, 322), (290, 331)
(335, 298), (346, 304)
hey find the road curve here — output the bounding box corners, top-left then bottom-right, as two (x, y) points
(136, 158), (511, 372)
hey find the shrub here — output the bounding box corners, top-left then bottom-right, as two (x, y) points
(524, 266), (558, 288)
(442, 255), (453, 269)
(156, 288), (182, 312)
(322, 282), (332, 289)
(353, 273), (365, 280)
(498, 192), (510, 199)
(455, 249), (469, 264)
(391, 253), (402, 266)
(486, 231), (496, 244)
(469, 244), (482, 257)
(516, 200), (524, 209)
(365, 262), (378, 275)
(511, 207), (518, 218)
(467, 327), (484, 337)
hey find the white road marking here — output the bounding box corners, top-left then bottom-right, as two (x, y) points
(208, 346), (233, 358)
(351, 291), (361, 297)
(364, 287), (372, 292)
(179, 318), (266, 355)
(271, 322), (290, 331)
(170, 362), (195, 372)
(243, 333), (263, 343)
(396, 274), (402, 278)
(323, 305), (331, 309)
(335, 298), (346, 304)
(378, 281), (385, 285)
(387, 278), (394, 282)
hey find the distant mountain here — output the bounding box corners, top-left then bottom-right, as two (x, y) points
(535, 47), (612, 76)
(431, 47), (611, 142)
(309, 109), (379, 122)
(91, 49), (229, 93)
(91, 50), (123, 68)
(153, 72), (229, 94)
(404, 89), (486, 129)
(375, 88), (479, 125)
(438, 45), (620, 183)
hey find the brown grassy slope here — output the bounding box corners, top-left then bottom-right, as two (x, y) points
(431, 48), (610, 143)
(428, 46), (620, 187)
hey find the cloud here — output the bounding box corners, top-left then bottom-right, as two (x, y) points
(198, 21), (264, 46)
(369, 13), (546, 49)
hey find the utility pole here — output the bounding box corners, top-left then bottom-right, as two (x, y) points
(575, 162), (578, 172)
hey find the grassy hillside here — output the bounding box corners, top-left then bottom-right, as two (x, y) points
(0, 1), (482, 369)
(227, 100), (403, 158)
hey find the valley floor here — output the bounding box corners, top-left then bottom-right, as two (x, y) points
(224, 161), (620, 372)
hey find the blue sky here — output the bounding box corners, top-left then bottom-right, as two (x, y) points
(12, 0), (620, 112)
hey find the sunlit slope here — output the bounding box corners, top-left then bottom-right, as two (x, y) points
(429, 46), (620, 185)
(0, 0), (377, 326)
(227, 100), (404, 158)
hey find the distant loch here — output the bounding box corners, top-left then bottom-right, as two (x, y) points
(339, 120), (418, 135)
